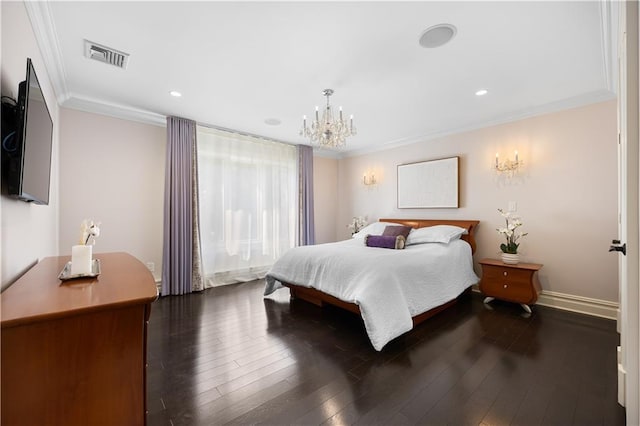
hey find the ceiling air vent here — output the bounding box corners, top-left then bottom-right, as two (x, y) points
(84, 40), (130, 69)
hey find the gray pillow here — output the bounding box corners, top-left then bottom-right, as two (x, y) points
(382, 225), (412, 240)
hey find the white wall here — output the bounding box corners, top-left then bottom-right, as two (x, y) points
(313, 155), (338, 243)
(1, 2), (60, 289)
(338, 100), (618, 302)
(58, 108), (165, 280)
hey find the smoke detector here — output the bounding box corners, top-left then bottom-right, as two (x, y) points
(84, 40), (130, 69)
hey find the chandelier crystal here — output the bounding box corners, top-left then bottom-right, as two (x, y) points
(300, 89), (356, 149)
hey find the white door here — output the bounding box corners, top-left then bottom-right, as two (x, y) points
(616, 1), (639, 424)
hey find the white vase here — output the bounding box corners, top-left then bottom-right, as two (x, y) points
(71, 244), (93, 275)
(501, 253), (520, 264)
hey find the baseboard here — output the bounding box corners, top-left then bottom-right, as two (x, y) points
(156, 280), (618, 318)
(536, 290), (618, 320)
(472, 285), (618, 320)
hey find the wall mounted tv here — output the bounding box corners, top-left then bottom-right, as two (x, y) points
(1, 58), (53, 205)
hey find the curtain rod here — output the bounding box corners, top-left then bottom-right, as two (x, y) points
(196, 121), (304, 149)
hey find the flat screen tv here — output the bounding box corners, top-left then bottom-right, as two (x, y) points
(1, 58), (53, 205)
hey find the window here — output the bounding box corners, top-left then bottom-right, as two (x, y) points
(197, 126), (297, 287)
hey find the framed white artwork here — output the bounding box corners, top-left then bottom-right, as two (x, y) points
(397, 156), (459, 208)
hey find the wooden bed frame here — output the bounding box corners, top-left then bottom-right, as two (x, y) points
(282, 219), (480, 327)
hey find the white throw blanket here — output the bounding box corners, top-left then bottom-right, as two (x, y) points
(264, 238), (479, 350)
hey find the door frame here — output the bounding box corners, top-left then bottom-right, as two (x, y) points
(618, 1), (639, 424)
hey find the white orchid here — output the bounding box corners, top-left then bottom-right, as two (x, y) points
(510, 218), (522, 228)
(80, 219), (101, 246)
(497, 227), (513, 237)
(496, 209), (527, 254)
(347, 216), (368, 234)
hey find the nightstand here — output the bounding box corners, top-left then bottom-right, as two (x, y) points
(478, 258), (543, 313)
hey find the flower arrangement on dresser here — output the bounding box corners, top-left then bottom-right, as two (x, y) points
(347, 216), (368, 235)
(496, 209), (527, 264)
(80, 219), (101, 245)
(70, 219), (101, 276)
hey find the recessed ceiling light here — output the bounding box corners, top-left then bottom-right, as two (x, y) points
(419, 24), (457, 48)
(169, 91), (182, 97)
(264, 118), (281, 126)
(475, 89), (488, 96)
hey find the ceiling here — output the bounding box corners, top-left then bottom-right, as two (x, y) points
(29, 1), (617, 156)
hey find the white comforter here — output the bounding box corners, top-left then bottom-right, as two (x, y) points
(264, 238), (479, 351)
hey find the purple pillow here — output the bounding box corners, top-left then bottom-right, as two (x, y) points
(365, 234), (406, 249)
(382, 225), (412, 240)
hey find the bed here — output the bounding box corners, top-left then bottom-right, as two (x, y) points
(264, 219), (480, 350)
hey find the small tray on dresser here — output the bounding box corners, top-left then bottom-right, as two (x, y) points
(58, 259), (101, 281)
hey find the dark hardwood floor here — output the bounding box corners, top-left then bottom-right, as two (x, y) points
(147, 280), (625, 425)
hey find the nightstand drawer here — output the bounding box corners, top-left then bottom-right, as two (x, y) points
(482, 266), (531, 287)
(480, 278), (535, 304)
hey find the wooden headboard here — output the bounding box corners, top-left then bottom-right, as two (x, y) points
(378, 218), (480, 254)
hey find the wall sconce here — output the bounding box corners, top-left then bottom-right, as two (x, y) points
(363, 172), (377, 186)
(494, 151), (522, 176)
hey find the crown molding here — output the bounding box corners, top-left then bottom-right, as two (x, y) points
(24, 0), (69, 105)
(311, 147), (343, 159)
(342, 89), (616, 158)
(63, 95), (347, 153)
(63, 94), (166, 126)
(64, 89), (614, 158)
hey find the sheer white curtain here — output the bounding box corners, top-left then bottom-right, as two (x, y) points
(197, 126), (297, 287)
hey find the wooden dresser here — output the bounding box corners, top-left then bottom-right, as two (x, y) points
(1, 252), (158, 426)
(479, 258), (543, 313)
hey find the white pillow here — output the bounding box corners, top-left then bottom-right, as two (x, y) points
(352, 222), (398, 239)
(406, 225), (468, 245)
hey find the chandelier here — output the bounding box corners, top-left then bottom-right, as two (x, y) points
(300, 89), (356, 149)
